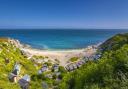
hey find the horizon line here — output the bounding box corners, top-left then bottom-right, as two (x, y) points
(0, 28), (128, 30)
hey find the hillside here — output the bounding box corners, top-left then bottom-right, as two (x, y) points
(100, 33), (128, 52)
(58, 33), (128, 89)
(0, 38), (39, 89)
(0, 38), (67, 89)
(0, 33), (128, 89)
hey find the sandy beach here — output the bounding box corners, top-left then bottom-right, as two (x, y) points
(9, 38), (98, 66)
(21, 46), (97, 66)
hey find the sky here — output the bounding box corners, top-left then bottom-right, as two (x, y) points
(0, 0), (128, 29)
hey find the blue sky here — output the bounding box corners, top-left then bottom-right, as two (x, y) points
(0, 0), (128, 29)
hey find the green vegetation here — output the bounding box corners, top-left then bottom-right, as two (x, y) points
(70, 57), (79, 62)
(0, 38), (67, 89)
(0, 38), (38, 89)
(100, 33), (128, 52)
(58, 33), (128, 89)
(1, 33), (128, 89)
(32, 55), (47, 59)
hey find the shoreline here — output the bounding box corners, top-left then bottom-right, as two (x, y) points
(9, 38), (100, 66)
(21, 41), (102, 51)
(21, 44), (98, 66)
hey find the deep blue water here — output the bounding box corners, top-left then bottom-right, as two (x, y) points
(0, 29), (127, 50)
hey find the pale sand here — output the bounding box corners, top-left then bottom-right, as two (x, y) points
(21, 47), (97, 66)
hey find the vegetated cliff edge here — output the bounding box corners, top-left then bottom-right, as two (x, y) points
(58, 33), (128, 89)
(0, 38), (37, 89)
(100, 33), (128, 52)
(0, 38), (67, 89)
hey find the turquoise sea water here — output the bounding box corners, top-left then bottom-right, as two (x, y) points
(0, 29), (127, 50)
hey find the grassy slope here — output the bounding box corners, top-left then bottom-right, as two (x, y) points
(58, 33), (128, 89)
(0, 38), (37, 89)
(0, 38), (66, 89)
(100, 33), (128, 52)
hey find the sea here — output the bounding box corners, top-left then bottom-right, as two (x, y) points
(0, 29), (127, 50)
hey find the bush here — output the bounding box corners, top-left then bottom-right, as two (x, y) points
(70, 57), (79, 62)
